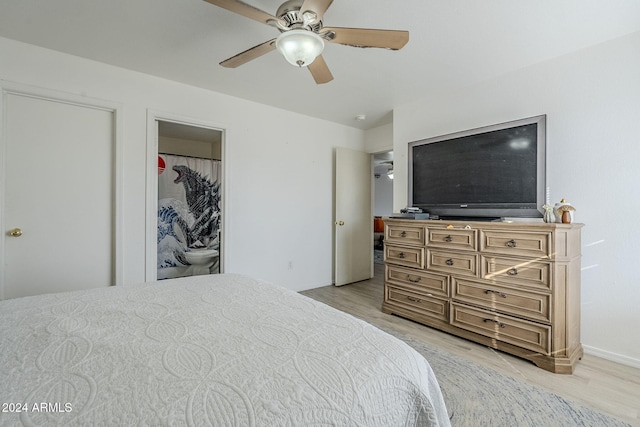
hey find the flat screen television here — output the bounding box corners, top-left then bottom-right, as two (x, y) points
(408, 115), (546, 220)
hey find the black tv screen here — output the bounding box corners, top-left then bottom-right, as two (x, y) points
(409, 115), (546, 219)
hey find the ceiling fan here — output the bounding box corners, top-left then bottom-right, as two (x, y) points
(203, 0), (409, 84)
(374, 160), (394, 178)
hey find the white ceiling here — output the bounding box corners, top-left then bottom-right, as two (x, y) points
(1, 0), (639, 129)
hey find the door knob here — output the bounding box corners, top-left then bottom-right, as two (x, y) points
(9, 228), (23, 237)
(336, 221), (345, 226)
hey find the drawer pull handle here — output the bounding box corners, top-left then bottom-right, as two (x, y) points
(444, 235), (453, 242)
(400, 231), (407, 237)
(398, 252), (406, 259)
(507, 268), (518, 276)
(483, 318), (506, 328)
(484, 289), (507, 298)
(407, 275), (422, 283)
(445, 258), (454, 266)
(506, 239), (517, 248)
(407, 296), (423, 303)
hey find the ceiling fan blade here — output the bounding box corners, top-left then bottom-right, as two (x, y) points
(300, 0), (334, 23)
(322, 27), (409, 50)
(308, 55), (333, 84)
(202, 0), (285, 27)
(220, 39), (277, 68)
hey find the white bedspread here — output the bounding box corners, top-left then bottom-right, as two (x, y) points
(0, 274), (450, 426)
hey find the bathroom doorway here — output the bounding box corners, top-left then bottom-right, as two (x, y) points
(154, 119), (224, 280)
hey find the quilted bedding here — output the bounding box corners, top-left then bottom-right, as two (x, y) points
(0, 274), (450, 426)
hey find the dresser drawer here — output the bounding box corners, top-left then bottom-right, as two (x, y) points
(482, 256), (551, 290)
(427, 249), (478, 277)
(427, 227), (478, 251)
(385, 223), (425, 246)
(386, 285), (449, 322)
(452, 278), (551, 323)
(480, 230), (552, 258)
(451, 303), (551, 355)
(385, 244), (425, 269)
(385, 265), (449, 298)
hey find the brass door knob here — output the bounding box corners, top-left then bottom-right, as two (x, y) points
(336, 221), (345, 226)
(9, 228), (23, 237)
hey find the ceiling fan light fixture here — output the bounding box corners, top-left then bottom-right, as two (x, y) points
(275, 29), (324, 67)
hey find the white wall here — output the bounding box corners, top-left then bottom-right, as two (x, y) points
(373, 176), (393, 217)
(0, 37), (364, 292)
(364, 122), (393, 154)
(393, 31), (640, 366)
(159, 136), (221, 160)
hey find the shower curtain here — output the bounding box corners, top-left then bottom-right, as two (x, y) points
(157, 154), (221, 279)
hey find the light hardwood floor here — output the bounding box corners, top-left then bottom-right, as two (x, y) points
(300, 263), (640, 427)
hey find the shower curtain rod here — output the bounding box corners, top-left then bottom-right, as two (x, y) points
(159, 152), (221, 161)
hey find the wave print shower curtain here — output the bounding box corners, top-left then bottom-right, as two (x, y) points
(157, 154), (221, 279)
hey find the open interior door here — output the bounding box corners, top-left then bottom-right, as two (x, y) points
(334, 147), (372, 286)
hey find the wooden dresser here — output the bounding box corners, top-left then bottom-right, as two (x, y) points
(382, 218), (583, 374)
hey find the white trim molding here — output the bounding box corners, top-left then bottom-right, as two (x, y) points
(583, 345), (640, 370)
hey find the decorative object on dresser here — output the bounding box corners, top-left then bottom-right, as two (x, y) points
(558, 203), (576, 224)
(553, 198), (575, 223)
(382, 218), (583, 374)
(542, 204), (556, 223)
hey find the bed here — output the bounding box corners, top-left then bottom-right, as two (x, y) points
(0, 274), (450, 426)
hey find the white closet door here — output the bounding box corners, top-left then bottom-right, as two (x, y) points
(2, 93), (114, 299)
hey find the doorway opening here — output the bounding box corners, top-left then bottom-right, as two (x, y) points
(156, 120), (224, 280)
(373, 150), (393, 269)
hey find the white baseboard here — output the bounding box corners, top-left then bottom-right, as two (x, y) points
(583, 345), (640, 369)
